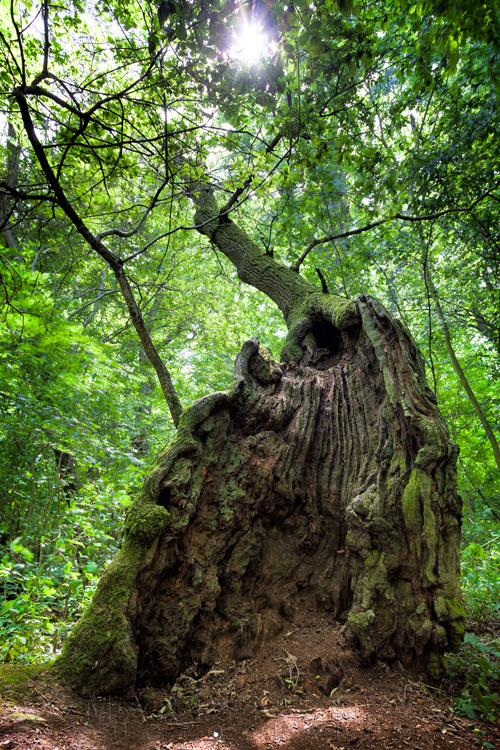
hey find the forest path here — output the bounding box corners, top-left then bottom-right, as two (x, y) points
(1, 620), (499, 750)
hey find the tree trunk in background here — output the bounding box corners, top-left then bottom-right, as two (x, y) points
(425, 265), (500, 474)
(54, 293), (465, 695)
(0, 123), (21, 250)
(53, 449), (79, 506)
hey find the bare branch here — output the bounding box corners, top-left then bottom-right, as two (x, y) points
(315, 267), (330, 294)
(292, 220), (386, 270)
(292, 186), (500, 270)
(219, 174), (254, 219)
(97, 179), (169, 240)
(67, 287), (117, 322)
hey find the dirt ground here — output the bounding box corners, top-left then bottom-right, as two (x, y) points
(1, 617), (499, 750)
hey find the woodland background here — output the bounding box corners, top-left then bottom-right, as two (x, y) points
(0, 0), (499, 721)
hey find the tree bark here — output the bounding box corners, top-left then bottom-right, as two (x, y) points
(0, 123), (21, 250)
(54, 292), (464, 695)
(53, 448), (79, 506)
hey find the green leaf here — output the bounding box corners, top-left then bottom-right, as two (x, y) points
(148, 32), (159, 54)
(158, 1), (170, 28)
(176, 22), (187, 41)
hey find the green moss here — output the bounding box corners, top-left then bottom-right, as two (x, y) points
(53, 538), (149, 694)
(124, 496), (170, 543)
(401, 469), (423, 536)
(407, 603), (433, 655)
(0, 664), (49, 701)
(433, 595), (447, 621)
(390, 454), (406, 476)
(426, 650), (442, 680)
(54, 356), (258, 695)
(249, 350), (273, 383)
(281, 292), (359, 362)
(321, 294), (359, 329)
(400, 468), (440, 586)
(192, 567), (204, 585)
(445, 597), (466, 650)
(142, 388), (237, 503)
(445, 597), (467, 622)
(358, 551), (388, 609)
(357, 296), (398, 402)
(348, 608), (376, 634)
(432, 623), (448, 647)
(420, 472), (437, 585)
(286, 291), (358, 331)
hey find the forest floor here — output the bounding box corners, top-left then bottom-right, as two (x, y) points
(1, 617), (499, 750)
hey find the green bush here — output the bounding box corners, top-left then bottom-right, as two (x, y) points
(460, 524), (500, 621)
(0, 534), (107, 663)
(445, 633), (500, 722)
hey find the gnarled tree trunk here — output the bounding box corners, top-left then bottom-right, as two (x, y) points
(54, 292), (464, 695)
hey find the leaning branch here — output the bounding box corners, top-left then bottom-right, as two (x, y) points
(20, 84), (83, 117)
(292, 220), (386, 270)
(14, 89), (183, 426)
(183, 172), (314, 321)
(219, 174), (254, 218)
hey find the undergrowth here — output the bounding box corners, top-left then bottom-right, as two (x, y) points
(446, 512), (500, 723)
(445, 633), (500, 722)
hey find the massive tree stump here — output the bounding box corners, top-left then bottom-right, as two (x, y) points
(55, 294), (465, 695)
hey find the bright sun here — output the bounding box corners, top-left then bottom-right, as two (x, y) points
(230, 22), (268, 65)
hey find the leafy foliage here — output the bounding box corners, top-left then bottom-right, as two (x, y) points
(445, 633), (500, 721)
(461, 532), (500, 621)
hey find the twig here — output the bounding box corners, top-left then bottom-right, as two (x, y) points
(273, 649), (301, 687)
(32, 685), (51, 703)
(63, 707), (87, 717)
(132, 690), (147, 723)
(409, 680), (452, 697)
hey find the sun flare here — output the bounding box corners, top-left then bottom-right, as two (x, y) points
(230, 22), (268, 65)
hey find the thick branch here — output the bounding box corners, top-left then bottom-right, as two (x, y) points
(0, 181), (55, 203)
(188, 183), (314, 322)
(21, 84), (82, 117)
(219, 174), (254, 218)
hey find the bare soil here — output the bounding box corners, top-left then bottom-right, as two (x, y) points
(1, 618), (499, 750)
